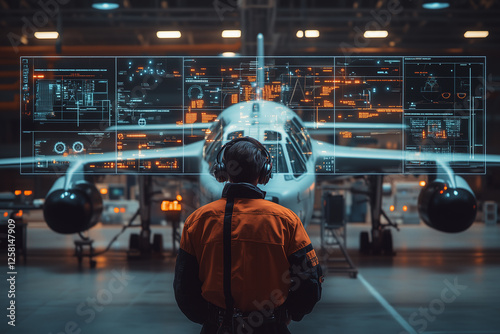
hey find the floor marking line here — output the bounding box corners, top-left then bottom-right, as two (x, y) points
(358, 274), (417, 334)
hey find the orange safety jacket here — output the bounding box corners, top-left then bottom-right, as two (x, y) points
(174, 182), (322, 325)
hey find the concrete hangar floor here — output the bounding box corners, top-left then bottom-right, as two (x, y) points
(2, 221), (500, 334)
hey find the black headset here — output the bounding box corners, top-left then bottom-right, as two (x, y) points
(213, 137), (272, 185)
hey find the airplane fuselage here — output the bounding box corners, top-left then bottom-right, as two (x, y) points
(197, 100), (317, 226)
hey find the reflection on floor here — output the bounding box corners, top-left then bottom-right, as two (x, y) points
(1, 222), (500, 334)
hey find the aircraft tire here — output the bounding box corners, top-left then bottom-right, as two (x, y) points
(129, 233), (140, 250)
(382, 229), (394, 255)
(359, 231), (370, 254)
(153, 233), (164, 253)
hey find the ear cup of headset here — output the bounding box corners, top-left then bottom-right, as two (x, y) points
(259, 161), (272, 185)
(212, 161), (228, 183)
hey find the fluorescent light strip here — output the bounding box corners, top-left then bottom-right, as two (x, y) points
(222, 52), (237, 57)
(464, 30), (489, 38)
(222, 30), (241, 38)
(304, 30), (320, 38)
(34, 32), (59, 39)
(157, 31), (181, 39)
(364, 30), (388, 38)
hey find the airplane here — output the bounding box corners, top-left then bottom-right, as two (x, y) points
(27, 96), (483, 257)
(2, 35), (490, 258)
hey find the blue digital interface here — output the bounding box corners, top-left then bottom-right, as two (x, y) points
(20, 56), (486, 175)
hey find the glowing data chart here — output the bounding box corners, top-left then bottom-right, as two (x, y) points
(20, 56), (486, 175)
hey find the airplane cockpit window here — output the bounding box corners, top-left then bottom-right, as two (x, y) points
(227, 131), (244, 140)
(286, 119), (313, 160)
(264, 131), (282, 141)
(263, 144), (288, 173)
(205, 131), (223, 168)
(285, 138), (306, 177)
(204, 120), (224, 165)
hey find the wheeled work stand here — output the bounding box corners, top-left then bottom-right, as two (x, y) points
(74, 234), (96, 268)
(320, 191), (358, 279)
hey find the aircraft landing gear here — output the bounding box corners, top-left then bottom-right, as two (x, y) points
(127, 231), (164, 257)
(359, 175), (398, 256)
(359, 229), (395, 256)
(127, 175), (165, 259)
(359, 231), (370, 255)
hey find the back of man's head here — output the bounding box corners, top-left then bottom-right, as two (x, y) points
(224, 140), (267, 184)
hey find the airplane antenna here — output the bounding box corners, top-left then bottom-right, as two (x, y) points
(256, 33), (264, 100)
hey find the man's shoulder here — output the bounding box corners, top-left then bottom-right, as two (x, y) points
(253, 199), (301, 223)
(185, 199), (226, 226)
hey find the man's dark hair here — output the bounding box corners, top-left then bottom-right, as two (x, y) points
(223, 140), (267, 183)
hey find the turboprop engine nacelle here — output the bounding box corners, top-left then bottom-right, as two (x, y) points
(43, 176), (103, 234)
(418, 175), (477, 233)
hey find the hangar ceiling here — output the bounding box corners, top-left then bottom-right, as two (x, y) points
(0, 0), (499, 55)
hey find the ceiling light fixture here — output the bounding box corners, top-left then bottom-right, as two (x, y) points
(296, 30), (304, 38)
(364, 30), (388, 38)
(422, 1), (450, 9)
(92, 1), (120, 10)
(157, 31), (182, 38)
(304, 30), (320, 38)
(222, 52), (237, 57)
(464, 30), (489, 38)
(34, 31), (59, 39)
(221, 30), (241, 38)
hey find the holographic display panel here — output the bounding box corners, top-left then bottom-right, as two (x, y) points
(403, 57), (485, 173)
(20, 56), (486, 175)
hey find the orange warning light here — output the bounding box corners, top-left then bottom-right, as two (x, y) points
(161, 200), (182, 212)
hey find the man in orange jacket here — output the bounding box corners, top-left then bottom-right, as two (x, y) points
(174, 137), (323, 334)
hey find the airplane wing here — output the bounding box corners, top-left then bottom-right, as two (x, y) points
(312, 139), (404, 174)
(312, 140), (403, 161)
(311, 139), (499, 176)
(304, 122), (405, 135)
(106, 122), (213, 136)
(0, 140), (206, 174)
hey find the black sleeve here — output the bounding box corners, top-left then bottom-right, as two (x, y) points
(284, 243), (323, 322)
(173, 248), (208, 324)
